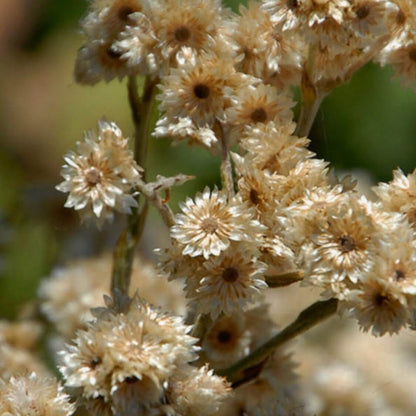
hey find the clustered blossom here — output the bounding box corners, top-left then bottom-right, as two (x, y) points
(56, 119), (142, 224)
(59, 295), (230, 415)
(28, 0), (416, 414)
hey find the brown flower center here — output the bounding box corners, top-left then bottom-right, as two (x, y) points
(409, 47), (416, 62)
(86, 168), (101, 186)
(118, 6), (135, 21)
(286, 0), (298, 9)
(222, 267), (239, 282)
(407, 207), (416, 229)
(356, 5), (370, 19)
(250, 188), (261, 205)
(250, 108), (268, 123)
(90, 356), (102, 369)
(396, 9), (406, 25)
(106, 46), (123, 60)
(339, 235), (356, 253)
(194, 83), (211, 99)
(125, 376), (139, 384)
(174, 25), (191, 42)
(374, 292), (389, 307)
(217, 330), (232, 343)
(394, 269), (405, 281)
(201, 217), (219, 234)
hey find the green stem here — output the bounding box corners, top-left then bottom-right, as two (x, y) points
(295, 70), (325, 138)
(217, 120), (234, 197)
(111, 76), (157, 302)
(265, 270), (304, 288)
(216, 298), (338, 386)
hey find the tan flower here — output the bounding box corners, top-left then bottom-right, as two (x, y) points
(374, 168), (416, 228)
(0, 320), (43, 351)
(0, 342), (51, 382)
(272, 158), (330, 207)
(150, 0), (228, 70)
(231, 1), (304, 89)
(60, 296), (198, 403)
(74, 0), (156, 83)
(343, 273), (410, 336)
(201, 313), (251, 369)
(0, 373), (75, 416)
(226, 83), (294, 136)
(114, 11), (159, 75)
(168, 365), (231, 416)
(233, 155), (280, 223)
(171, 187), (264, 259)
(347, 0), (398, 40)
(39, 253), (185, 338)
(310, 195), (380, 286)
(193, 244), (268, 318)
(378, 31), (416, 91)
(56, 120), (142, 225)
(201, 304), (276, 369)
(156, 53), (238, 128)
(92, 0), (148, 36)
(239, 121), (313, 175)
(306, 363), (389, 415)
(74, 37), (134, 85)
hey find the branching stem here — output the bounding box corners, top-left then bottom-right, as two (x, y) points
(216, 298), (338, 386)
(111, 76), (157, 301)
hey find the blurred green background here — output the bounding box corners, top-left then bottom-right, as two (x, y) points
(1, 0), (416, 319)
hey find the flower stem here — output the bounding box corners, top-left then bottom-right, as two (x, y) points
(111, 76), (157, 302)
(295, 70), (325, 138)
(217, 120), (234, 198)
(216, 298), (338, 386)
(265, 270), (304, 288)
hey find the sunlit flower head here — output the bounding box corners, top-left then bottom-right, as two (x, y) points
(60, 296), (198, 402)
(193, 244), (268, 318)
(56, 120), (142, 225)
(171, 187), (264, 259)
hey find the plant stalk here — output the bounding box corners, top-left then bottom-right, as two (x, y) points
(216, 298), (338, 386)
(111, 76), (157, 301)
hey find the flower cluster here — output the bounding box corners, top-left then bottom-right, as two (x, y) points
(59, 295), (230, 415)
(12, 0), (416, 414)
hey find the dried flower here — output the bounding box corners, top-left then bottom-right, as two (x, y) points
(39, 253), (185, 338)
(56, 120), (142, 225)
(0, 373), (75, 416)
(171, 187), (264, 259)
(192, 244), (268, 318)
(60, 296), (198, 406)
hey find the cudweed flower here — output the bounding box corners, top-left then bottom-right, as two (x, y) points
(0, 373), (75, 416)
(167, 364), (231, 416)
(374, 167), (416, 228)
(171, 187), (265, 259)
(39, 254), (185, 339)
(342, 274), (410, 336)
(56, 120), (142, 225)
(60, 296), (198, 401)
(192, 243), (268, 318)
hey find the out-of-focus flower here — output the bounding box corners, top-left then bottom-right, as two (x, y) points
(0, 373), (75, 416)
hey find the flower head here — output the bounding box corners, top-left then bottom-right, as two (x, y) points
(60, 296), (198, 404)
(193, 244), (268, 318)
(0, 373), (75, 416)
(56, 120), (142, 225)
